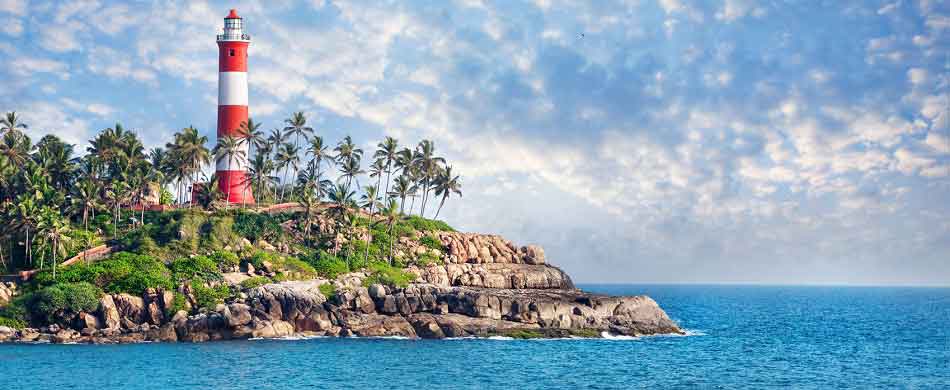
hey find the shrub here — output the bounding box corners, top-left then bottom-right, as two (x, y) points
(415, 252), (443, 266)
(210, 250), (240, 269)
(205, 216), (241, 250)
(362, 262), (414, 289)
(30, 282), (102, 323)
(419, 234), (443, 251)
(191, 280), (231, 310)
(33, 252), (173, 295)
(165, 292), (188, 317)
(159, 189), (173, 205)
(0, 316), (26, 329)
(240, 276), (271, 290)
(319, 283), (336, 299)
(169, 255), (221, 283)
(309, 251), (349, 279)
(279, 257), (316, 279)
(233, 212), (283, 242)
(248, 250), (281, 270)
(405, 216), (454, 232)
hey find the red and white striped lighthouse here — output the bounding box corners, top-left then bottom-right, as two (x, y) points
(216, 9), (254, 204)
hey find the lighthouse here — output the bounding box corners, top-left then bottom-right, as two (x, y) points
(215, 9), (254, 204)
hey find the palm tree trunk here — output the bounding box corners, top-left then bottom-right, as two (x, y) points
(409, 196), (416, 217)
(388, 222), (395, 265)
(226, 155), (233, 208)
(26, 228), (31, 265)
(434, 195), (447, 219)
(52, 236), (57, 279)
(383, 167), (392, 203)
(399, 196), (406, 215)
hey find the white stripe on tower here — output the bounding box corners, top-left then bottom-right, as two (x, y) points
(218, 72), (248, 106)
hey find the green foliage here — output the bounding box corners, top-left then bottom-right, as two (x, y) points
(30, 282), (102, 323)
(91, 214), (115, 238)
(415, 252), (443, 266)
(0, 316), (26, 329)
(165, 292), (188, 317)
(419, 234), (443, 251)
(191, 280), (231, 310)
(33, 252), (173, 295)
(210, 250), (240, 269)
(279, 257), (316, 279)
(362, 262), (414, 288)
(504, 329), (545, 339)
(232, 212), (283, 242)
(169, 255), (221, 283)
(240, 276), (271, 290)
(204, 216), (241, 250)
(159, 189), (173, 205)
(248, 250), (281, 270)
(404, 215), (454, 232)
(308, 251), (349, 279)
(319, 283), (336, 299)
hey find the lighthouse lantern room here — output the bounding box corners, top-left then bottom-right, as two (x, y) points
(215, 9), (254, 204)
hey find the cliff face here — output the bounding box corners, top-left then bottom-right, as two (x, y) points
(0, 232), (682, 343)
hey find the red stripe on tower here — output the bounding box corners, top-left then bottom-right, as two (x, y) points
(216, 9), (254, 204)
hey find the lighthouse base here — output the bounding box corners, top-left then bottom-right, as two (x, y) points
(217, 170), (255, 205)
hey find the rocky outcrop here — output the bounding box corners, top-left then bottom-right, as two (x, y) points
(1, 233), (681, 343)
(0, 282), (15, 306)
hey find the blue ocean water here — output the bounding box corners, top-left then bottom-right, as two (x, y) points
(1, 285), (948, 389)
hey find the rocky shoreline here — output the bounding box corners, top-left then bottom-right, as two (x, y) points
(0, 232), (682, 344)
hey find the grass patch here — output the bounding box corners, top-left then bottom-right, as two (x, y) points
(318, 283), (336, 299)
(418, 234), (443, 251)
(240, 276), (271, 290)
(33, 252), (174, 295)
(0, 316), (26, 329)
(504, 329), (545, 339)
(362, 262), (415, 289)
(191, 280), (231, 310)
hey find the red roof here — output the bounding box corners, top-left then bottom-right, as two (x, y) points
(226, 9), (240, 19)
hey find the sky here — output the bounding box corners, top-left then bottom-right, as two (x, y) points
(1, 0), (948, 285)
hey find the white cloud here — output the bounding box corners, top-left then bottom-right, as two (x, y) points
(0, 16), (22, 36)
(0, 0), (26, 16)
(87, 46), (158, 84)
(9, 57), (69, 78)
(894, 148), (935, 175)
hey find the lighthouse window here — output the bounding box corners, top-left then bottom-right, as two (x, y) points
(229, 49), (235, 56)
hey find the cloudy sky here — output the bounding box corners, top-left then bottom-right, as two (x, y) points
(2, 0), (949, 285)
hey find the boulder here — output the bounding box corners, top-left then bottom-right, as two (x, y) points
(521, 245), (545, 265)
(98, 295), (121, 330)
(76, 312), (101, 330)
(52, 329), (80, 343)
(112, 293), (146, 324)
(223, 303), (252, 327)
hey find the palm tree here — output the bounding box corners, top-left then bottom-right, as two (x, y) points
(338, 156), (364, 193)
(174, 126), (210, 207)
(433, 166), (462, 219)
(373, 199), (400, 265)
(247, 153), (274, 204)
(414, 140), (445, 217)
(0, 112), (28, 136)
(284, 112), (313, 188)
(334, 135), (363, 165)
(389, 175), (414, 215)
(36, 209), (71, 279)
(0, 129), (32, 168)
(212, 135), (247, 207)
(360, 185), (381, 214)
(327, 183), (355, 221)
(275, 143), (300, 202)
(12, 195), (39, 265)
(307, 136), (335, 186)
(368, 158), (385, 215)
(374, 137), (399, 203)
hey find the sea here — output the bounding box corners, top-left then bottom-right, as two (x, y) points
(1, 284), (948, 389)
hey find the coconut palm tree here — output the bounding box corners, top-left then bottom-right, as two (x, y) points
(338, 156), (364, 194)
(374, 137), (399, 203)
(389, 175), (414, 215)
(283, 112), (313, 187)
(414, 140), (445, 217)
(368, 158), (385, 215)
(373, 199), (400, 265)
(0, 112), (28, 136)
(248, 151), (275, 204)
(36, 209), (71, 279)
(12, 195), (39, 265)
(212, 135), (247, 208)
(0, 129), (32, 168)
(334, 135), (362, 165)
(307, 136), (335, 185)
(327, 183), (356, 222)
(433, 166), (462, 219)
(167, 126), (210, 207)
(274, 142), (300, 202)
